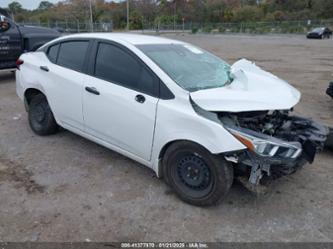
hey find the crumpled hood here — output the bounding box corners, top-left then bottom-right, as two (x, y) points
(190, 59), (301, 112)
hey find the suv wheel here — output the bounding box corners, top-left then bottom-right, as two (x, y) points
(163, 142), (233, 206)
(28, 94), (59, 136)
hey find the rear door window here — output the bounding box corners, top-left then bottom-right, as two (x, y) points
(94, 42), (157, 96)
(57, 41), (89, 72)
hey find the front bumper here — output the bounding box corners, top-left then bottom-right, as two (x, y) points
(235, 149), (308, 185)
(229, 117), (328, 186)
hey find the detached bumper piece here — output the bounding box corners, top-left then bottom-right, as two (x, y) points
(325, 82), (333, 148)
(234, 117), (328, 188)
(286, 117), (328, 163)
(325, 128), (333, 149)
(326, 81), (333, 98)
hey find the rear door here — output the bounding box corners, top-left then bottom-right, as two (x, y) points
(82, 41), (159, 161)
(40, 40), (91, 131)
(0, 18), (22, 69)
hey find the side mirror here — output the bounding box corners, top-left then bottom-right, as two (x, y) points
(0, 15), (11, 32)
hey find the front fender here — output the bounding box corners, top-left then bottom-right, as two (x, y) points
(151, 99), (246, 176)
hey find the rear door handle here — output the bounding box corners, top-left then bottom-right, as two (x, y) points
(40, 66), (49, 72)
(85, 86), (100, 95)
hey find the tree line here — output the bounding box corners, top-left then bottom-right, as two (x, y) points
(3, 0), (333, 30)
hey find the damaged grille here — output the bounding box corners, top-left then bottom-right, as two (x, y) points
(221, 110), (328, 155)
(219, 110), (328, 185)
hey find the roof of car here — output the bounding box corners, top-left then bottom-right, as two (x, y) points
(58, 33), (184, 45)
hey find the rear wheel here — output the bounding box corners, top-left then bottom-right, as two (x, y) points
(163, 142), (233, 206)
(28, 94), (59, 136)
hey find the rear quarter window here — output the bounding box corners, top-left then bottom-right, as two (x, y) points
(47, 44), (59, 63)
(57, 41), (89, 72)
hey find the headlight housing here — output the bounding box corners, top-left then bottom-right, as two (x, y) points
(228, 128), (302, 159)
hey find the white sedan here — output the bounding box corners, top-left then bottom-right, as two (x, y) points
(16, 33), (327, 206)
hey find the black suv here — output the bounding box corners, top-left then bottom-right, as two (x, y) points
(307, 27), (332, 39)
(0, 12), (60, 70)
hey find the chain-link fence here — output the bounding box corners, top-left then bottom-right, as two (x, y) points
(17, 19), (333, 35)
(142, 19), (333, 34)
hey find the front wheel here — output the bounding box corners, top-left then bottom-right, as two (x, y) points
(163, 142), (233, 206)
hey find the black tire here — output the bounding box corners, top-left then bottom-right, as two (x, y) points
(28, 94), (59, 136)
(163, 141), (233, 206)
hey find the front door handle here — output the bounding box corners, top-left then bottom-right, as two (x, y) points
(85, 86), (100, 95)
(40, 66), (49, 72)
(135, 94), (145, 103)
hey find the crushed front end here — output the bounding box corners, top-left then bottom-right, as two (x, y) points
(220, 110), (328, 189)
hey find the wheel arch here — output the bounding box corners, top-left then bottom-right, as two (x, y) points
(157, 139), (214, 179)
(24, 88), (47, 111)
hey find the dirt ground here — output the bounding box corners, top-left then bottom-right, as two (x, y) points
(0, 34), (332, 242)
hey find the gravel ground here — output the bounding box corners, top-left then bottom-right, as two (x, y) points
(0, 33), (332, 242)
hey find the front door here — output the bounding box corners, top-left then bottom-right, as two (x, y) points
(83, 42), (159, 161)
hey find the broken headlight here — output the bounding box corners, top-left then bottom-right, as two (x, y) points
(228, 128), (302, 159)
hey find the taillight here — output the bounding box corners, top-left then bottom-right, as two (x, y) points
(16, 59), (24, 70)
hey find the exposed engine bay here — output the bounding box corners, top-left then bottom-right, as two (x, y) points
(219, 110), (328, 188)
(189, 59), (329, 191)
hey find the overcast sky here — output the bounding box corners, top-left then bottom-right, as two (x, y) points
(0, 0), (62, 10)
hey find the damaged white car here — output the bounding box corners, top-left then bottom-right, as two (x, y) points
(16, 34), (328, 206)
